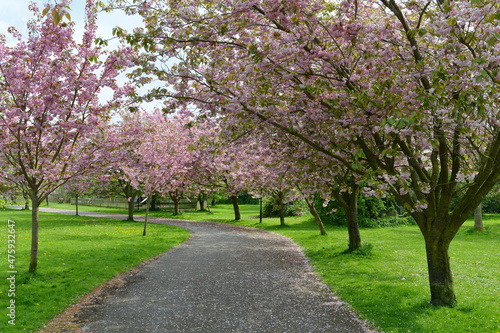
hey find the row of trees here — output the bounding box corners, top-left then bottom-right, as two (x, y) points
(1, 0), (499, 308)
(106, 0), (500, 307)
(0, 0), (305, 275)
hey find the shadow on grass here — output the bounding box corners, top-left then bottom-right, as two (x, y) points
(256, 224), (292, 231)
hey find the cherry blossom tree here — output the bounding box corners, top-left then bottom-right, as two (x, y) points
(185, 121), (260, 220)
(115, 109), (201, 225)
(0, 1), (134, 273)
(189, 121), (305, 222)
(110, 0), (500, 307)
(102, 111), (146, 221)
(142, 112), (201, 217)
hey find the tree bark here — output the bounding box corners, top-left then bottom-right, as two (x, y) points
(230, 195), (241, 220)
(150, 193), (158, 211)
(127, 199), (135, 221)
(259, 196), (263, 223)
(23, 191), (30, 210)
(345, 194), (362, 251)
(424, 235), (456, 307)
(305, 197), (327, 235)
(279, 204), (286, 226)
(75, 194), (79, 216)
(169, 190), (181, 216)
(198, 192), (207, 211)
(143, 197), (150, 236)
(123, 184), (136, 221)
(474, 203), (485, 232)
(173, 198), (180, 216)
(338, 185), (362, 251)
(29, 196), (40, 273)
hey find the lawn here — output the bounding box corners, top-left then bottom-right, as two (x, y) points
(0, 208), (190, 332)
(13, 202), (500, 332)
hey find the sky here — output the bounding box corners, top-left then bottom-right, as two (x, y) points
(0, 0), (143, 45)
(0, 0), (161, 114)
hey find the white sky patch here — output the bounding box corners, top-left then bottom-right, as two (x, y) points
(0, 0), (144, 45)
(1, 1), (166, 116)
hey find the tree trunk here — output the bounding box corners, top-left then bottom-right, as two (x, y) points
(169, 190), (181, 216)
(230, 195), (241, 221)
(127, 198), (135, 221)
(23, 192), (30, 210)
(279, 204), (286, 226)
(29, 196), (40, 273)
(123, 184), (135, 221)
(75, 194), (79, 216)
(173, 198), (180, 216)
(339, 185), (362, 251)
(305, 197), (327, 235)
(259, 197), (263, 224)
(474, 203), (485, 232)
(345, 196), (362, 251)
(198, 192), (206, 211)
(424, 235), (456, 307)
(143, 197), (150, 236)
(150, 194), (157, 211)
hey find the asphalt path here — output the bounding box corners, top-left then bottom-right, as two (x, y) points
(36, 208), (377, 333)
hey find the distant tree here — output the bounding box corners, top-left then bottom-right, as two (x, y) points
(474, 204), (485, 233)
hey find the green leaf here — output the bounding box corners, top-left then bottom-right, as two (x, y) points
(52, 9), (62, 25)
(473, 57), (488, 65)
(406, 29), (417, 38)
(112, 27), (125, 37)
(95, 37), (109, 46)
(351, 161), (363, 170)
(417, 28), (427, 37)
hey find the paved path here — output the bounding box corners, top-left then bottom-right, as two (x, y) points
(38, 208), (376, 333)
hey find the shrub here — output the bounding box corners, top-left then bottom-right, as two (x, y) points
(217, 191), (259, 205)
(483, 183), (500, 213)
(450, 182), (500, 214)
(361, 215), (416, 228)
(313, 194), (413, 228)
(263, 198), (308, 217)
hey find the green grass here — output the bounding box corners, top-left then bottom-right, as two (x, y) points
(0, 208), (190, 332)
(14, 203), (500, 332)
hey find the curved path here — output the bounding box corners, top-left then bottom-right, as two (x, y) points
(39, 208), (376, 333)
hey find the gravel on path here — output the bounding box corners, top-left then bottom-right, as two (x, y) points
(34, 208), (378, 333)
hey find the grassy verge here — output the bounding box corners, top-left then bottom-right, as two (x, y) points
(0, 208), (190, 332)
(29, 203), (500, 332)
